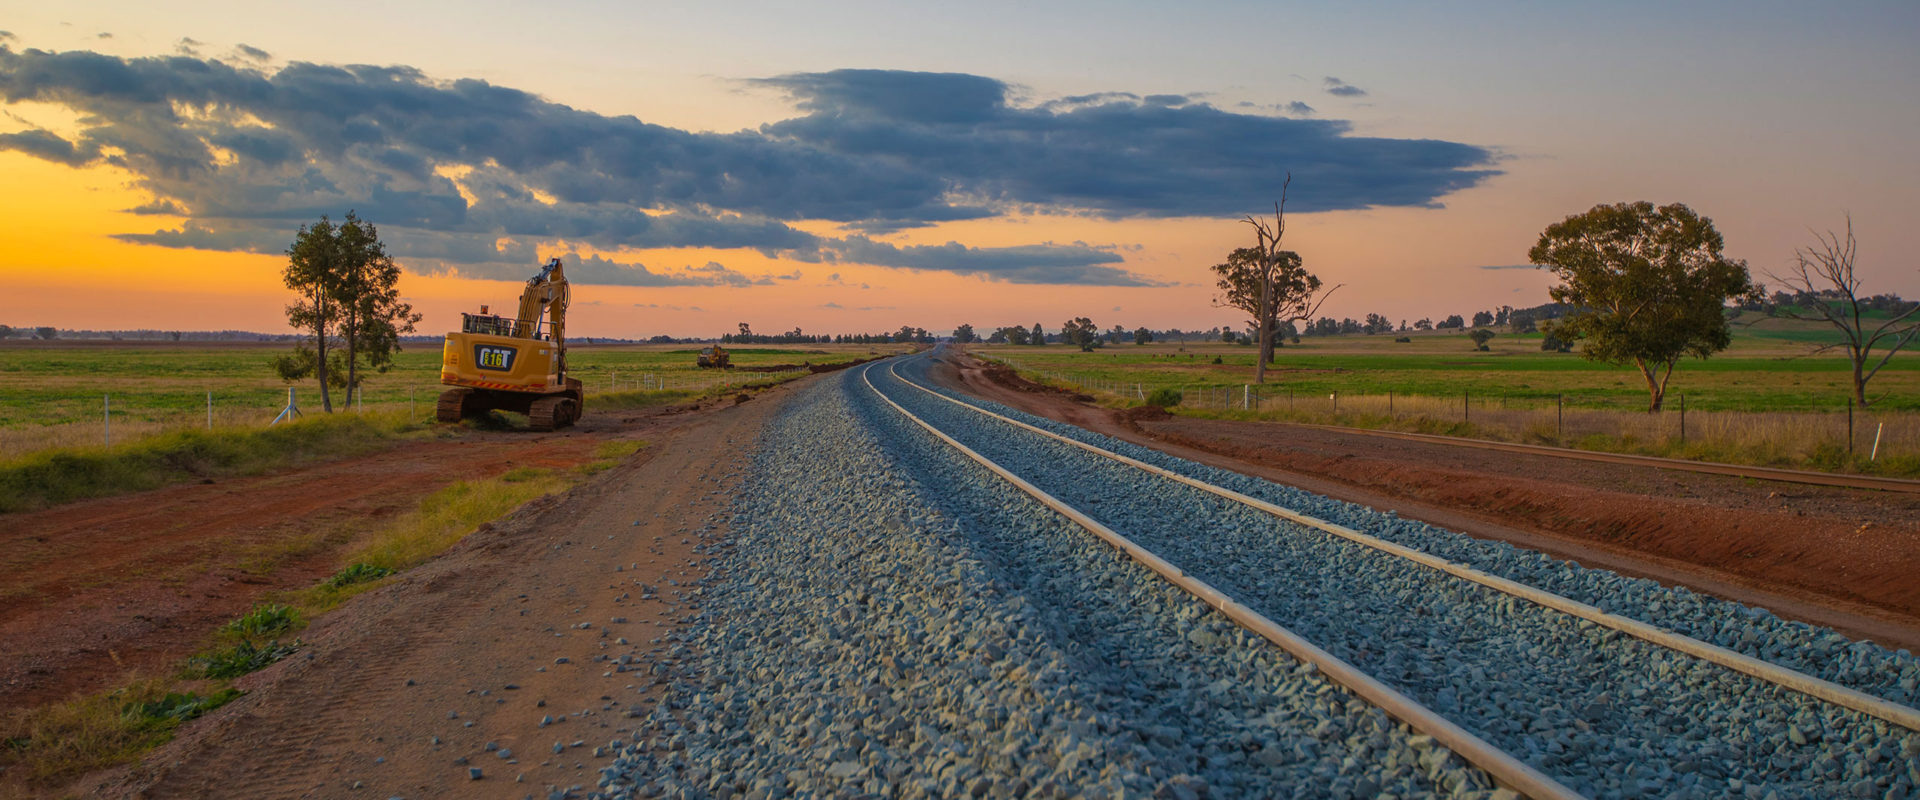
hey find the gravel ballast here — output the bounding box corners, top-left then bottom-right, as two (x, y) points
(598, 354), (1919, 799)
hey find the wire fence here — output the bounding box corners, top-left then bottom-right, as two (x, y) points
(0, 367), (811, 460)
(596, 368), (807, 394)
(992, 357), (1916, 467)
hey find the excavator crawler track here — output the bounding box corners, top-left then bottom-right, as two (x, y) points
(526, 396), (576, 432)
(435, 388), (473, 423)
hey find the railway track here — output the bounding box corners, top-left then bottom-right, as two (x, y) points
(858, 351), (1920, 799)
(606, 354), (1920, 799)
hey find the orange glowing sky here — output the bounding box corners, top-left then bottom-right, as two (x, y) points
(2, 2), (1916, 339)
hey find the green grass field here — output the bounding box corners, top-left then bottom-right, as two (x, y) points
(0, 340), (904, 458)
(978, 315), (1917, 413)
(973, 317), (1919, 476)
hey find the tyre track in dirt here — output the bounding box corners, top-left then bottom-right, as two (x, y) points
(83, 382), (789, 800)
(0, 431), (602, 713)
(932, 350), (1920, 652)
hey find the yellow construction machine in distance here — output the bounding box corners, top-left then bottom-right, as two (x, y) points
(437, 258), (584, 430)
(696, 345), (730, 369)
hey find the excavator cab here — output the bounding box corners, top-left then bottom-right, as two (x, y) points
(437, 258), (584, 430)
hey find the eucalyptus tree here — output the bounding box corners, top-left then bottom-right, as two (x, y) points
(1530, 201), (1757, 411)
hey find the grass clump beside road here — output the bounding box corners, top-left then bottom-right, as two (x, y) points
(2, 426), (651, 792)
(0, 679), (241, 787)
(0, 412), (425, 514)
(219, 604), (301, 640)
(4, 601), (288, 788)
(289, 442), (646, 612)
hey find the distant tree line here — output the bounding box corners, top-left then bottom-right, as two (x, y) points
(720, 322), (935, 345)
(0, 327), (314, 342)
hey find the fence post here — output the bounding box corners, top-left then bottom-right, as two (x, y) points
(1243, 384), (1250, 411)
(1388, 391), (1394, 418)
(1464, 390), (1469, 423)
(1557, 394), (1563, 442)
(207, 390), (213, 430)
(1847, 397), (1854, 455)
(1679, 393), (1686, 444)
(104, 394), (111, 446)
(1332, 390), (1339, 414)
(1872, 422), (1884, 462)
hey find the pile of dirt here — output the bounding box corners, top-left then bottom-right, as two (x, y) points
(1122, 405), (1174, 423)
(736, 363), (804, 372)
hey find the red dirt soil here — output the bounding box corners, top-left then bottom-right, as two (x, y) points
(84, 385), (781, 799)
(932, 351), (1920, 652)
(0, 404), (694, 714)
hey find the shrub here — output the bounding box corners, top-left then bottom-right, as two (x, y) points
(125, 689), (242, 730)
(189, 640), (299, 679)
(324, 563), (392, 589)
(1394, 336), (1411, 343)
(1144, 388), (1184, 408)
(221, 604), (300, 639)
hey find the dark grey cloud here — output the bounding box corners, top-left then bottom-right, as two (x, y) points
(127, 198), (188, 215)
(0, 50), (1495, 287)
(0, 128), (97, 165)
(821, 301), (842, 309)
(819, 236), (1156, 286)
(0, 32), (15, 44)
(1284, 101), (1315, 115)
(758, 69), (1489, 218)
(1323, 77), (1367, 97)
(558, 254), (770, 287)
(234, 44), (270, 61)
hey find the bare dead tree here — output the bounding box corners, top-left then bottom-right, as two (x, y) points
(1240, 174), (1340, 383)
(1766, 214), (1920, 407)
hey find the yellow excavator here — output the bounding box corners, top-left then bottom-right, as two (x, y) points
(437, 258), (584, 430)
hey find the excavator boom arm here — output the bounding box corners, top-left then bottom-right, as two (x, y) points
(510, 259), (569, 348)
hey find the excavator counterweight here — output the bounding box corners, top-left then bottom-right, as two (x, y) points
(436, 258), (584, 429)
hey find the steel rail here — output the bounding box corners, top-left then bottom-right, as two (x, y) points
(886, 358), (1920, 733)
(858, 361), (1589, 800)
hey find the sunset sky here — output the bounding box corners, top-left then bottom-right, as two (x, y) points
(2, 1), (1916, 339)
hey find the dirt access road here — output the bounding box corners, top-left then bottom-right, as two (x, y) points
(74, 379), (785, 799)
(928, 350), (1920, 652)
(0, 373), (787, 799)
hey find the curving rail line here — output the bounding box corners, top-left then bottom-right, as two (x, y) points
(859, 360), (1586, 800)
(859, 354), (1920, 799)
(882, 357), (1920, 733)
